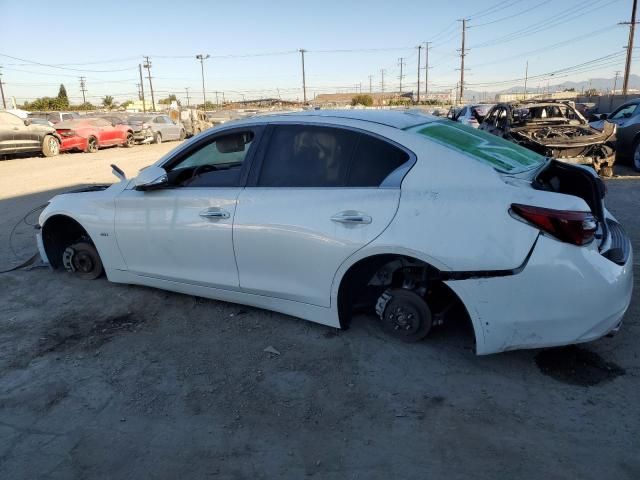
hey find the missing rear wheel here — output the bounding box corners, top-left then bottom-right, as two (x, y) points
(376, 288), (432, 342)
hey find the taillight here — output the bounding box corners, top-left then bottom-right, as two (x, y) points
(510, 204), (597, 246)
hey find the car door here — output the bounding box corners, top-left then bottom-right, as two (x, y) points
(0, 112), (18, 153)
(114, 126), (263, 288)
(164, 115), (180, 139)
(233, 123), (412, 307)
(152, 115), (169, 139)
(90, 119), (116, 145)
(1, 112), (39, 152)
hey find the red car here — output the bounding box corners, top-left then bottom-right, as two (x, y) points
(55, 118), (134, 153)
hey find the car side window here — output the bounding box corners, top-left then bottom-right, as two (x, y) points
(62, 114), (73, 121)
(610, 104), (637, 120)
(165, 131), (254, 188)
(257, 125), (358, 187)
(0, 112), (24, 126)
(153, 117), (163, 123)
(348, 134), (410, 187)
(47, 113), (59, 123)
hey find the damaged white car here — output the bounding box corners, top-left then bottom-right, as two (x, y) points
(36, 111), (633, 354)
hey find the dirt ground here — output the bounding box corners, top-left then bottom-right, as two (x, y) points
(1, 144), (639, 479)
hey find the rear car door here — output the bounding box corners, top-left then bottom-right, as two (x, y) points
(0, 112), (19, 153)
(233, 123), (412, 307)
(2, 112), (39, 152)
(115, 126), (262, 288)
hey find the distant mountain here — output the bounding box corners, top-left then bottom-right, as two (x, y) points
(464, 74), (640, 101)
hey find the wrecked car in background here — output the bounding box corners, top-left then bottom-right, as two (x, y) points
(55, 118), (134, 153)
(127, 114), (185, 144)
(181, 109), (213, 137)
(36, 110), (632, 355)
(449, 104), (494, 128)
(480, 101), (617, 177)
(0, 110), (60, 157)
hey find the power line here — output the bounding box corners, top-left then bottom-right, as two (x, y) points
(0, 53), (136, 73)
(469, 0), (552, 28)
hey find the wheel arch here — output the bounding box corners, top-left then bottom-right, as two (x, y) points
(41, 214), (98, 269)
(333, 249), (480, 349)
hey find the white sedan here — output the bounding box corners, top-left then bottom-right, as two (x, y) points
(36, 110), (633, 355)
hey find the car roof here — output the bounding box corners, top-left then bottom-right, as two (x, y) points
(233, 109), (436, 130)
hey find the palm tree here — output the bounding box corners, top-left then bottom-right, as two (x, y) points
(102, 95), (115, 110)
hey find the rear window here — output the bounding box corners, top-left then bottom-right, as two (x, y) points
(412, 120), (544, 173)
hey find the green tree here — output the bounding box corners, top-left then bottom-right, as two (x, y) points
(25, 97), (65, 111)
(57, 84), (69, 108)
(102, 95), (115, 110)
(159, 94), (180, 106)
(584, 88), (599, 97)
(120, 100), (134, 109)
(78, 102), (96, 111)
(351, 94), (374, 106)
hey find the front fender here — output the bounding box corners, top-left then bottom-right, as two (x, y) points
(39, 185), (126, 271)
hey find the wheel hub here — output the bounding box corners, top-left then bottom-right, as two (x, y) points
(73, 251), (94, 273)
(387, 305), (418, 332)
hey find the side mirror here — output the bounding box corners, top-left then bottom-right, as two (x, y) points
(133, 165), (168, 191)
(24, 119), (31, 126)
(599, 113), (608, 120)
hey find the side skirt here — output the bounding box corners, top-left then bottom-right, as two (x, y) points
(105, 269), (340, 328)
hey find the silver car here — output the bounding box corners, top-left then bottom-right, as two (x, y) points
(128, 114), (185, 144)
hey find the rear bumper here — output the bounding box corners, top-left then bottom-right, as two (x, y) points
(446, 233), (633, 355)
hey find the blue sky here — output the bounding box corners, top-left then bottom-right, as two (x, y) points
(0, 0), (635, 104)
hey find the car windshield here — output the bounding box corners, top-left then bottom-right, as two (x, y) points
(412, 120), (545, 174)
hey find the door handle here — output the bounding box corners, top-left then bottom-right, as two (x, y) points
(199, 209), (230, 219)
(331, 211), (372, 224)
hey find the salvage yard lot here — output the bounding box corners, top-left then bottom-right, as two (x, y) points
(1, 145), (639, 479)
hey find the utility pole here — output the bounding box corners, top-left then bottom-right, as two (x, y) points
(299, 49), (307, 103)
(417, 45), (422, 103)
(458, 19), (467, 105)
(368, 74), (373, 93)
(380, 69), (386, 94)
(143, 56), (155, 111)
(0, 67), (7, 109)
(621, 0), (638, 95)
(398, 57), (406, 93)
(0, 79), (5, 110)
(195, 54), (210, 109)
(425, 42), (431, 100)
(79, 76), (87, 105)
(611, 70), (621, 110)
(185, 87), (190, 107)
(523, 61), (528, 100)
(138, 64), (146, 113)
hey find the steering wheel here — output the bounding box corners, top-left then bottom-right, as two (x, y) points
(191, 164), (218, 179)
